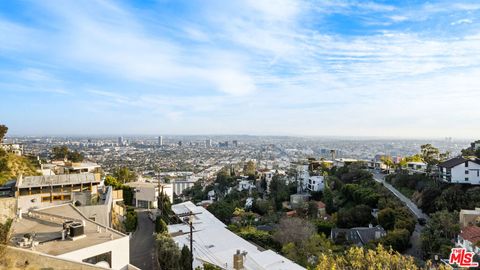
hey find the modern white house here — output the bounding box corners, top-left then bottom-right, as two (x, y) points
(438, 157), (480, 185)
(11, 203), (131, 269)
(168, 202), (305, 270)
(125, 181), (173, 209)
(307, 176), (324, 192)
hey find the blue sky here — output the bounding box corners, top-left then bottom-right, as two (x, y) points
(0, 0), (479, 137)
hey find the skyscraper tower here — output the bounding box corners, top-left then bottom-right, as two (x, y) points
(118, 136), (124, 146)
(158, 136), (163, 146)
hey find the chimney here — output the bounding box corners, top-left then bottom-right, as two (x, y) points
(233, 250), (244, 270)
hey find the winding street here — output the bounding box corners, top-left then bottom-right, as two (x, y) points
(372, 171), (428, 259)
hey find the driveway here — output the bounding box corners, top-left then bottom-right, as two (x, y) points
(130, 210), (157, 270)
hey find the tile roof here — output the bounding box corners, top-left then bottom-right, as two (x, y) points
(460, 226), (480, 244)
(438, 157), (467, 168)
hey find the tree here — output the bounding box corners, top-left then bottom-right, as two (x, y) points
(381, 229), (410, 252)
(52, 146), (69, 160)
(307, 201), (319, 219)
(67, 150), (84, 162)
(104, 175), (122, 189)
(156, 233), (181, 270)
(155, 216), (167, 233)
(378, 208), (396, 231)
(180, 245), (191, 270)
(207, 200), (236, 224)
(420, 144), (447, 175)
(380, 156), (394, 172)
(316, 244), (449, 270)
(244, 160), (256, 178)
(124, 207), (137, 232)
(421, 210), (460, 259)
(0, 125), (7, 143)
(273, 217), (315, 246)
(283, 233), (335, 267)
(113, 167), (137, 183)
(336, 204), (372, 228)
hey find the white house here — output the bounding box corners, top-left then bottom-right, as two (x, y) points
(125, 181), (173, 208)
(307, 176), (324, 192)
(405, 162), (427, 174)
(438, 157), (480, 185)
(237, 180), (255, 192)
(11, 204), (130, 270)
(168, 202), (305, 270)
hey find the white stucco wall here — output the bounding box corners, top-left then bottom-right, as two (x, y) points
(58, 235), (130, 270)
(451, 161), (480, 184)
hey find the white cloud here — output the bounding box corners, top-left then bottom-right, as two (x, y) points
(451, 19), (473, 25)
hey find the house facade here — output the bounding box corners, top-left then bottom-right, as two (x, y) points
(438, 157), (480, 185)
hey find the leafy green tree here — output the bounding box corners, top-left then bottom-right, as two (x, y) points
(67, 150), (84, 162)
(0, 125), (7, 143)
(52, 146), (69, 160)
(122, 186), (134, 206)
(314, 219), (335, 236)
(155, 216), (167, 233)
(156, 233), (181, 270)
(307, 201), (319, 219)
(378, 208), (396, 230)
(207, 200), (236, 224)
(380, 229), (410, 252)
(283, 233), (335, 267)
(113, 167), (137, 183)
(237, 226), (281, 251)
(104, 175), (122, 189)
(124, 207), (137, 232)
(336, 204), (372, 228)
(323, 187), (335, 214)
(180, 245), (191, 270)
(421, 210), (460, 259)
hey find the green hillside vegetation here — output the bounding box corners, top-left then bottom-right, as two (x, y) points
(0, 150), (40, 185)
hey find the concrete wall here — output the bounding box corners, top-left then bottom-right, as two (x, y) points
(58, 235), (130, 270)
(1, 246), (108, 270)
(77, 187), (113, 227)
(0, 198), (16, 223)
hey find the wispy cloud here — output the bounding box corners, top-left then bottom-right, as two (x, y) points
(1, 0), (480, 137)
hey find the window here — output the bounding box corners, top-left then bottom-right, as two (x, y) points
(465, 177), (469, 181)
(41, 196), (50, 202)
(465, 161), (469, 167)
(466, 170), (469, 174)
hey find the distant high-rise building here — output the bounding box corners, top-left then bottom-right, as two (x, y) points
(158, 136), (163, 146)
(206, 139), (212, 147)
(118, 136), (124, 146)
(178, 141), (183, 147)
(232, 140), (238, 147)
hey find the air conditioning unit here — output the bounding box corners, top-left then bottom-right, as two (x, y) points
(69, 222), (84, 237)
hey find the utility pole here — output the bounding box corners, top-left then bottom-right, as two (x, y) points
(189, 211), (193, 270)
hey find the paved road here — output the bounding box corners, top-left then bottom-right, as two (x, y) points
(130, 210), (157, 270)
(372, 172), (428, 259)
(372, 172), (429, 220)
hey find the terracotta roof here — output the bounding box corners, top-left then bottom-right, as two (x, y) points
(460, 226), (480, 244)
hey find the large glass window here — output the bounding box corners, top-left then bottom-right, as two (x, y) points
(82, 251), (112, 267)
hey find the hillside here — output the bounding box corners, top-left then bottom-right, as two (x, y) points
(0, 151), (40, 185)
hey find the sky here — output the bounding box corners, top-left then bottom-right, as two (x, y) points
(0, 0), (479, 138)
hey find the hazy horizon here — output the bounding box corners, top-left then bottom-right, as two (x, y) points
(1, 1), (480, 137)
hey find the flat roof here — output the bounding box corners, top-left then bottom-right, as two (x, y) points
(125, 181), (171, 189)
(17, 173), (101, 189)
(11, 204), (125, 256)
(168, 202), (305, 270)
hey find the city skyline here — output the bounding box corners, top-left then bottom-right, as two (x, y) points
(1, 1), (480, 137)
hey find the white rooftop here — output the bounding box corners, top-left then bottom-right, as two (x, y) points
(168, 202), (305, 270)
